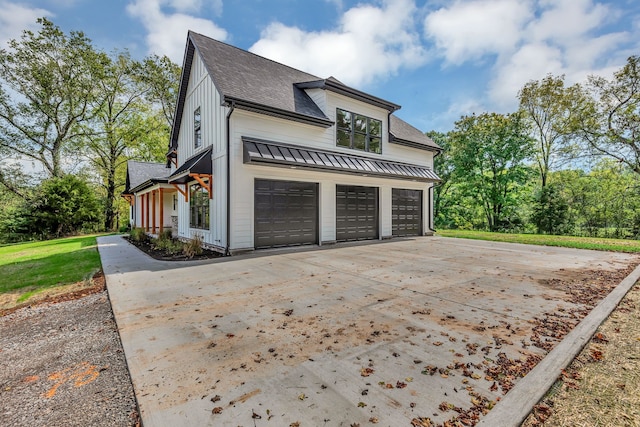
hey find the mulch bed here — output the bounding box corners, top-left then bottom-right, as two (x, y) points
(125, 237), (223, 261)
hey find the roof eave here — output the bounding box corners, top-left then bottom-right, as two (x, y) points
(296, 79), (401, 112)
(389, 136), (443, 153)
(225, 97), (334, 128)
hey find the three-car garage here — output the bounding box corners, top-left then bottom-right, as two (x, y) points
(254, 179), (425, 249)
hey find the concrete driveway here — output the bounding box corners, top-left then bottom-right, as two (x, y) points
(98, 235), (638, 426)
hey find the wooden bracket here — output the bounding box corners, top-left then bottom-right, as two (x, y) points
(189, 173), (213, 199)
(122, 194), (134, 206)
(171, 183), (189, 202)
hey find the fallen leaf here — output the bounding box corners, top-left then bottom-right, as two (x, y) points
(252, 410), (262, 419)
(358, 401), (367, 407)
(211, 395), (221, 402)
(212, 407), (223, 414)
(361, 367), (375, 377)
(369, 416), (379, 423)
(396, 381), (407, 389)
(411, 417), (433, 427)
(298, 393), (307, 400)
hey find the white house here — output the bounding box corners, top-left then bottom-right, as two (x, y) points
(130, 31), (441, 255)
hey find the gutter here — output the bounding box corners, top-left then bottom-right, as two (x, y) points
(225, 102), (235, 256)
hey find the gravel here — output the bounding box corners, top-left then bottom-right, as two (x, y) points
(0, 291), (138, 427)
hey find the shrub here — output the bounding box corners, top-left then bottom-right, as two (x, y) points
(130, 227), (148, 242)
(183, 233), (203, 258)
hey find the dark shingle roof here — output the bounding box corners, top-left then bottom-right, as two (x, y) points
(169, 31), (441, 153)
(390, 115), (441, 151)
(124, 161), (170, 194)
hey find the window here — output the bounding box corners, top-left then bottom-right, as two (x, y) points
(336, 108), (382, 154)
(189, 183), (209, 229)
(194, 107), (202, 149)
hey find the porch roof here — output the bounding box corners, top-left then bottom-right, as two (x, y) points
(168, 146), (213, 184)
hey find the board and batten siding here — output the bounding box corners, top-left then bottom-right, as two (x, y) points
(173, 51), (228, 248)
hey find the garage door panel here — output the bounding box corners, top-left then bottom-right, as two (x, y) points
(336, 185), (378, 242)
(392, 188), (422, 237)
(254, 179), (318, 248)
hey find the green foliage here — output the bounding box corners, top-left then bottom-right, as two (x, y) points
(152, 230), (183, 254)
(530, 184), (571, 235)
(448, 112), (534, 231)
(0, 18), (108, 179)
(31, 175), (102, 237)
(130, 227), (148, 242)
(0, 235), (101, 295)
(575, 56), (640, 175)
(518, 74), (584, 186)
(183, 233), (203, 258)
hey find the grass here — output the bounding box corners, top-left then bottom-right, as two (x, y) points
(522, 283), (640, 426)
(437, 229), (640, 253)
(0, 235), (102, 305)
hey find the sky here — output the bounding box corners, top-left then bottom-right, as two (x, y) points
(0, 0), (639, 133)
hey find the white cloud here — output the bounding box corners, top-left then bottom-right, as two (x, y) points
(249, 0), (426, 87)
(424, 0), (634, 110)
(127, 0), (226, 62)
(424, 0), (533, 65)
(0, 1), (52, 48)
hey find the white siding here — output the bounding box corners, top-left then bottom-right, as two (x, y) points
(174, 51), (228, 249)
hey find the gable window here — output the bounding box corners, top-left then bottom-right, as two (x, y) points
(194, 107), (202, 149)
(336, 108), (382, 154)
(190, 183), (209, 229)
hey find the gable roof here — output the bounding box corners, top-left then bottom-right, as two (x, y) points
(169, 31), (441, 153)
(124, 160), (170, 194)
(389, 115), (441, 152)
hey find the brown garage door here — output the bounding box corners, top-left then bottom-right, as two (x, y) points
(336, 185), (378, 241)
(392, 188), (423, 237)
(254, 179), (318, 248)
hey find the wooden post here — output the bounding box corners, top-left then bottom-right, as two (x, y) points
(145, 193), (150, 232)
(141, 194), (146, 231)
(159, 188), (164, 234)
(152, 189), (157, 234)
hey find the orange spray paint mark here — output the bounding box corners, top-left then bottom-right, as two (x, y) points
(44, 362), (99, 399)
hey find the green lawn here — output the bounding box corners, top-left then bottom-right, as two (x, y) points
(0, 235), (102, 300)
(437, 229), (640, 253)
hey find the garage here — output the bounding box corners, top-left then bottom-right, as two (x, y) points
(392, 188), (423, 237)
(336, 185), (378, 241)
(254, 179), (318, 248)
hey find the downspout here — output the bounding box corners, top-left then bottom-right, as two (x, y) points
(225, 102), (235, 256)
(428, 184), (437, 234)
(427, 150), (442, 234)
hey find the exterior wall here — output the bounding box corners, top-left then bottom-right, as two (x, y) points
(173, 52), (228, 248)
(174, 52), (436, 252)
(228, 101), (436, 251)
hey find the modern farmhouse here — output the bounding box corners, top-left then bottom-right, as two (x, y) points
(123, 31), (441, 255)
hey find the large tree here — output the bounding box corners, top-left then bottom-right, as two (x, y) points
(137, 54), (181, 130)
(518, 74), (583, 187)
(575, 56), (640, 174)
(449, 112), (534, 231)
(0, 18), (107, 186)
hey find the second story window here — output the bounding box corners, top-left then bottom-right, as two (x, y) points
(194, 107), (202, 149)
(336, 108), (382, 154)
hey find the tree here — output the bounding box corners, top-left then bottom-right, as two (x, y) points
(82, 52), (151, 231)
(530, 184), (570, 234)
(31, 175), (101, 237)
(518, 74), (583, 187)
(426, 130), (453, 226)
(0, 18), (107, 184)
(137, 54), (181, 130)
(575, 56), (640, 174)
(449, 112), (534, 231)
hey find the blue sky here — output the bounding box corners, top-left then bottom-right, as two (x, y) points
(1, 0), (639, 132)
